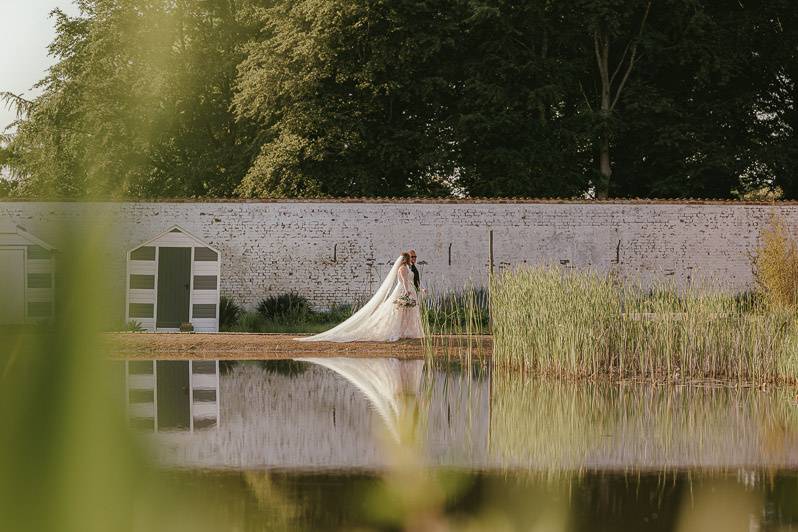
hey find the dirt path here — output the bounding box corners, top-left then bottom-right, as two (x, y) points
(107, 332), (492, 360)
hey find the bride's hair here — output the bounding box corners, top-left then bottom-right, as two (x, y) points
(400, 252), (411, 265)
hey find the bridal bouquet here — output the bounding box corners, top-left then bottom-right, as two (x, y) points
(394, 293), (417, 308)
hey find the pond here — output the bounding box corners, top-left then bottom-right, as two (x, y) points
(121, 357), (798, 531)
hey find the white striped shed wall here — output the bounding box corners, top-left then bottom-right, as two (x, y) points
(125, 225), (220, 332)
(0, 223), (56, 325)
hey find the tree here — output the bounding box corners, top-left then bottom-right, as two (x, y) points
(234, 0), (463, 198)
(5, 0), (262, 198)
(4, 0), (797, 200)
(449, 1), (591, 197)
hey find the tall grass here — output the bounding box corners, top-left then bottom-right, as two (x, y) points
(491, 267), (798, 383)
(421, 285), (491, 362)
(754, 214), (798, 310)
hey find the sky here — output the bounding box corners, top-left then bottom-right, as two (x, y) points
(0, 0), (80, 131)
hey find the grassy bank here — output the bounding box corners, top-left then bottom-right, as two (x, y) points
(490, 267), (798, 383)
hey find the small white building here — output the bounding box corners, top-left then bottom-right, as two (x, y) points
(0, 222), (56, 325)
(126, 225), (220, 332)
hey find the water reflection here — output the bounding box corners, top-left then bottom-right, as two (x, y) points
(118, 356), (798, 530)
(125, 360), (220, 431)
(125, 357), (798, 473)
(295, 357), (425, 442)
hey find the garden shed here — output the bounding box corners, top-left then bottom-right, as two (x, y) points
(126, 225), (220, 332)
(0, 222), (56, 325)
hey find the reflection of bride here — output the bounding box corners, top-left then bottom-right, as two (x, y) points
(296, 253), (424, 342)
(296, 357), (425, 443)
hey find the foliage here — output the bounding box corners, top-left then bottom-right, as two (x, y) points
(3, 0), (798, 199)
(219, 296), (242, 328)
(0, 178), (17, 198)
(225, 309), (350, 334)
(491, 266), (798, 383)
(233, 0), (463, 198)
(4, 0), (262, 198)
(125, 320), (144, 332)
(422, 287), (490, 335)
(256, 293), (314, 322)
(754, 215), (798, 310)
(224, 296), (355, 333)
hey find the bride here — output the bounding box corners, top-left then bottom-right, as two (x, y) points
(296, 252), (424, 342)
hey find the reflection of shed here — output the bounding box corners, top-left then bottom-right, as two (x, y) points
(125, 226), (220, 332)
(0, 223), (56, 325)
(125, 360), (220, 431)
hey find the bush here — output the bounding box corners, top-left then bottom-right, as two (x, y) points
(754, 215), (798, 310)
(256, 293), (313, 322)
(219, 296), (242, 329)
(312, 303), (354, 324)
(234, 311), (265, 332)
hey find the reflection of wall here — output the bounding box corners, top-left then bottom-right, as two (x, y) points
(126, 360), (219, 432)
(150, 361), (491, 470)
(0, 201), (790, 315)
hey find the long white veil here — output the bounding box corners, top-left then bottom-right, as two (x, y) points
(296, 256), (403, 342)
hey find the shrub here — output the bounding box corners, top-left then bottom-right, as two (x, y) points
(754, 215), (798, 310)
(311, 303), (353, 324)
(233, 311), (265, 332)
(219, 296), (242, 329)
(256, 293), (313, 322)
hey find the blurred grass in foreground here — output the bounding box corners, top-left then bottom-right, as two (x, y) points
(0, 220), (282, 532)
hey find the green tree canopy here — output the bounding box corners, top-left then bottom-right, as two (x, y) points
(3, 0), (797, 199)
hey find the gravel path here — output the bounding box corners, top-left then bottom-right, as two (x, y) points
(107, 332), (492, 360)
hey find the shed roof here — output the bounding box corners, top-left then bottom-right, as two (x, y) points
(130, 225), (219, 253)
(0, 223), (56, 250)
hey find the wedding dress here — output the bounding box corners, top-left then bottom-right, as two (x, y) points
(296, 256), (424, 342)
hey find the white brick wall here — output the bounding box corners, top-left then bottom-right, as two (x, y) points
(0, 201), (791, 317)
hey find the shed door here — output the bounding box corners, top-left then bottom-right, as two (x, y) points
(156, 247), (191, 328)
(0, 248), (25, 324)
(156, 361), (190, 430)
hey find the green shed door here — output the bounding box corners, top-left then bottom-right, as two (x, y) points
(156, 361), (190, 430)
(156, 247), (191, 328)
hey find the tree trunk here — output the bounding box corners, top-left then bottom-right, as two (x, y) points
(596, 31), (612, 199)
(597, 133), (612, 199)
(590, 1), (652, 199)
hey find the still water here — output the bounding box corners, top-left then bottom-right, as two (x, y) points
(122, 357), (798, 531)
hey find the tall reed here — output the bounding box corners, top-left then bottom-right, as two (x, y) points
(491, 267), (798, 383)
(754, 214), (798, 310)
(421, 285), (491, 363)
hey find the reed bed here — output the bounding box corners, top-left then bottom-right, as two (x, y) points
(491, 267), (798, 384)
(421, 285), (491, 362)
